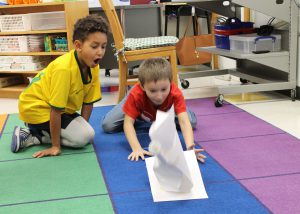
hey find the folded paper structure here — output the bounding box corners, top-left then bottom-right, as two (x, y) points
(149, 105), (193, 193)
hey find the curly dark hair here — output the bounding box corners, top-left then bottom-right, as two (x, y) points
(72, 15), (110, 42)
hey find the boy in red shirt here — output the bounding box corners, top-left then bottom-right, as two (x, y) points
(102, 58), (206, 162)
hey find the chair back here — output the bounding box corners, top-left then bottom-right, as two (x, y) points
(99, 0), (124, 51)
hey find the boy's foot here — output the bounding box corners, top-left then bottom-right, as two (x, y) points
(11, 126), (41, 153)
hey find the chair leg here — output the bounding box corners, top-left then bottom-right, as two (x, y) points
(176, 15), (180, 38)
(206, 12), (211, 33)
(192, 16), (197, 35)
(165, 14), (168, 36)
(118, 60), (128, 103)
(169, 51), (178, 85)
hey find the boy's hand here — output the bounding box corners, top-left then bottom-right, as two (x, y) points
(128, 148), (153, 161)
(194, 148), (206, 163)
(32, 147), (61, 158)
(187, 144), (206, 163)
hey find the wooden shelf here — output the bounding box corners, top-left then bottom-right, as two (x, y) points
(0, 29), (67, 36)
(0, 2), (67, 13)
(0, 52), (67, 56)
(0, 70), (40, 75)
(0, 1), (89, 98)
(0, 84), (27, 98)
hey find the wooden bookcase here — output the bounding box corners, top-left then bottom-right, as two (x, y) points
(0, 1), (88, 98)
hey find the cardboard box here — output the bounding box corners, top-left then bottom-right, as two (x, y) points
(0, 75), (23, 88)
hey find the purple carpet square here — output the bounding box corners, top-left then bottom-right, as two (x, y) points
(241, 173), (300, 214)
(194, 112), (284, 142)
(199, 134), (300, 179)
(186, 98), (242, 116)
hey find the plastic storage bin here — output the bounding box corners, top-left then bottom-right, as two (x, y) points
(0, 14), (31, 32)
(214, 18), (254, 50)
(229, 33), (281, 53)
(30, 11), (66, 30)
(215, 34), (231, 50)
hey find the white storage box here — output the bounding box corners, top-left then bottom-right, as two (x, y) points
(0, 14), (31, 32)
(0, 56), (51, 63)
(229, 33), (281, 53)
(0, 36), (29, 52)
(30, 11), (66, 30)
(0, 61), (49, 71)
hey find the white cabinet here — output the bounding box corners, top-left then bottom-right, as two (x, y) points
(173, 0), (298, 106)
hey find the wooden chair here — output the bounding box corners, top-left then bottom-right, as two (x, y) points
(99, 0), (178, 102)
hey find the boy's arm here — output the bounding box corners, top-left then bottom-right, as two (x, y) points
(81, 104), (93, 122)
(177, 112), (206, 163)
(124, 114), (152, 161)
(177, 112), (194, 149)
(32, 107), (61, 158)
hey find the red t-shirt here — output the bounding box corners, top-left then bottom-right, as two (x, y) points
(122, 82), (186, 122)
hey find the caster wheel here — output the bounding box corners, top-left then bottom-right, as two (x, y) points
(215, 94), (224, 107)
(128, 68), (134, 76)
(105, 69), (111, 77)
(240, 78), (249, 84)
(291, 89), (296, 101)
(181, 80), (190, 89)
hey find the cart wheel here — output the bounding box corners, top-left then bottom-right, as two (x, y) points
(128, 68), (134, 76)
(215, 94), (224, 107)
(181, 80), (190, 89)
(291, 89), (296, 101)
(240, 78), (249, 84)
(105, 69), (111, 77)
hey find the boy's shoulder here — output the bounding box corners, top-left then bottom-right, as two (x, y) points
(170, 82), (183, 95)
(47, 50), (75, 71)
(53, 50), (74, 65)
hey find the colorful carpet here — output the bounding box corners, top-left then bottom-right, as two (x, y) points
(1, 98), (300, 213)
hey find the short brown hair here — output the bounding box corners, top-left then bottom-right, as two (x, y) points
(138, 58), (173, 86)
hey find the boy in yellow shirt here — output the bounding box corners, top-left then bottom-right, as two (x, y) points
(11, 15), (109, 158)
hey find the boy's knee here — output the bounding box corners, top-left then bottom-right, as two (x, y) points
(102, 120), (114, 133)
(191, 120), (197, 130)
(62, 124), (95, 148)
(102, 119), (122, 133)
(72, 128), (94, 147)
(188, 109), (197, 129)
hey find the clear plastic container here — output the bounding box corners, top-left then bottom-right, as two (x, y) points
(0, 14), (31, 32)
(30, 11), (66, 30)
(229, 33), (281, 53)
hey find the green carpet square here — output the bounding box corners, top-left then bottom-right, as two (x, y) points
(0, 153), (108, 206)
(0, 133), (94, 162)
(0, 194), (114, 214)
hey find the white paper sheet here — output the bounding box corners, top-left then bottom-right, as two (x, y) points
(146, 106), (208, 202)
(146, 150), (208, 202)
(149, 106), (193, 193)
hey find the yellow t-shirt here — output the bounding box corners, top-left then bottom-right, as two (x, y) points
(19, 50), (101, 124)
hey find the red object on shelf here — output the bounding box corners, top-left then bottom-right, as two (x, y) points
(242, 28), (255, 34)
(214, 29), (243, 36)
(130, 0), (151, 4)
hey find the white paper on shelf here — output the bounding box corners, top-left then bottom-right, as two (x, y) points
(146, 106), (208, 202)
